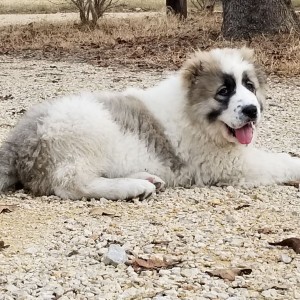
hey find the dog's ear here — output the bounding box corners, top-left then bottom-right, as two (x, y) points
(181, 50), (222, 89)
(181, 51), (210, 88)
(240, 47), (255, 62)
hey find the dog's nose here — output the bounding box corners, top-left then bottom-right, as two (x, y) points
(242, 105), (257, 120)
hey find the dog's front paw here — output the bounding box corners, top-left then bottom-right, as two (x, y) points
(145, 175), (166, 192)
(128, 172), (166, 192)
(125, 179), (156, 201)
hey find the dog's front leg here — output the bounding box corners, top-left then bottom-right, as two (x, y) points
(241, 148), (300, 187)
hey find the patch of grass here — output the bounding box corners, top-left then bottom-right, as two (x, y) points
(0, 0), (164, 14)
(0, 13), (299, 76)
(0, 0), (299, 14)
(0, 0), (75, 14)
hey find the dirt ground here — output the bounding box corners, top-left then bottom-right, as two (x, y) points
(0, 12), (300, 300)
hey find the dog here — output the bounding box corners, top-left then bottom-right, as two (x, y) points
(0, 47), (299, 200)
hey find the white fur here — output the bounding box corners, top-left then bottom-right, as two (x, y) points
(1, 48), (299, 200)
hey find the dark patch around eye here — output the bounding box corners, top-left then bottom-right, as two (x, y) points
(207, 73), (236, 123)
(215, 74), (236, 102)
(242, 72), (256, 93)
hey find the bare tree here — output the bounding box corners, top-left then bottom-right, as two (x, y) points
(222, 0), (300, 39)
(191, 0), (216, 13)
(70, 0), (119, 26)
(166, 0), (187, 19)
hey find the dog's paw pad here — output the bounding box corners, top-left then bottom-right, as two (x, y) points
(153, 182), (162, 189)
(146, 176), (165, 191)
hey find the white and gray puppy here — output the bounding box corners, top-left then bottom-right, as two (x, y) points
(0, 47), (299, 200)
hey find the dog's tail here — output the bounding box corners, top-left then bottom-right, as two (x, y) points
(0, 141), (18, 192)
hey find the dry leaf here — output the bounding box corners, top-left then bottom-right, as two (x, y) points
(0, 241), (10, 251)
(288, 152), (300, 158)
(269, 238), (300, 254)
(130, 257), (181, 272)
(284, 181), (300, 188)
(0, 204), (17, 214)
(67, 250), (79, 257)
(270, 285), (288, 291)
(89, 207), (119, 217)
(152, 240), (170, 245)
(258, 227), (275, 234)
(206, 268), (252, 281)
(234, 204), (251, 210)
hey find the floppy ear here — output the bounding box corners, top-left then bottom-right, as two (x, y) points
(181, 51), (206, 88)
(240, 47), (255, 62)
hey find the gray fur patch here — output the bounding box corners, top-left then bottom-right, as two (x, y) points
(0, 104), (55, 195)
(0, 140), (19, 191)
(99, 95), (184, 172)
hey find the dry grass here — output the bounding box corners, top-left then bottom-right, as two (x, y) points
(0, 0), (75, 14)
(0, 13), (299, 76)
(1, 0), (300, 14)
(0, 0), (164, 14)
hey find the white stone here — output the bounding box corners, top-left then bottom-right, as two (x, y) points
(280, 254), (293, 264)
(261, 289), (277, 299)
(103, 244), (127, 266)
(181, 268), (199, 278)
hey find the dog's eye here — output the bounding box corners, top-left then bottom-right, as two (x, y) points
(245, 81), (255, 93)
(217, 86), (230, 97)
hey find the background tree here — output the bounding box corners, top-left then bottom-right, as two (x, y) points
(191, 0), (217, 13)
(222, 0), (300, 39)
(70, 0), (119, 26)
(166, 0), (187, 19)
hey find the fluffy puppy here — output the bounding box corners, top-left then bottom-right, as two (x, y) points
(0, 47), (299, 200)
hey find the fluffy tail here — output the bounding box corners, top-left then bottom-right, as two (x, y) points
(0, 141), (18, 192)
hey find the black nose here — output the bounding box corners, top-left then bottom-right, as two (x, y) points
(242, 105), (258, 120)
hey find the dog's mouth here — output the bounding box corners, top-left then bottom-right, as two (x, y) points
(225, 122), (255, 145)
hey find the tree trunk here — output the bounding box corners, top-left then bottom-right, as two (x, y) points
(166, 0), (187, 19)
(222, 0), (300, 39)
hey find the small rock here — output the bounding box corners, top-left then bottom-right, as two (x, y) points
(209, 198), (221, 205)
(25, 246), (39, 255)
(103, 244), (127, 266)
(143, 245), (153, 254)
(171, 267), (181, 275)
(218, 292), (230, 299)
(280, 254), (293, 264)
(226, 186), (235, 192)
(6, 284), (19, 294)
(230, 238), (244, 247)
(159, 269), (171, 276)
(261, 289), (277, 299)
(140, 270), (152, 277)
(202, 291), (219, 299)
(294, 290), (300, 299)
(153, 296), (173, 300)
(83, 229), (92, 237)
(181, 268), (199, 278)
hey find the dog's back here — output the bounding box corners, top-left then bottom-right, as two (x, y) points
(0, 92), (174, 199)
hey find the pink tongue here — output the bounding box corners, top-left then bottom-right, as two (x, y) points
(234, 124), (253, 144)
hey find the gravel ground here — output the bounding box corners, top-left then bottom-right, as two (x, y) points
(0, 12), (159, 26)
(0, 56), (300, 300)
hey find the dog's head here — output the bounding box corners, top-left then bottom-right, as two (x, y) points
(181, 47), (267, 145)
